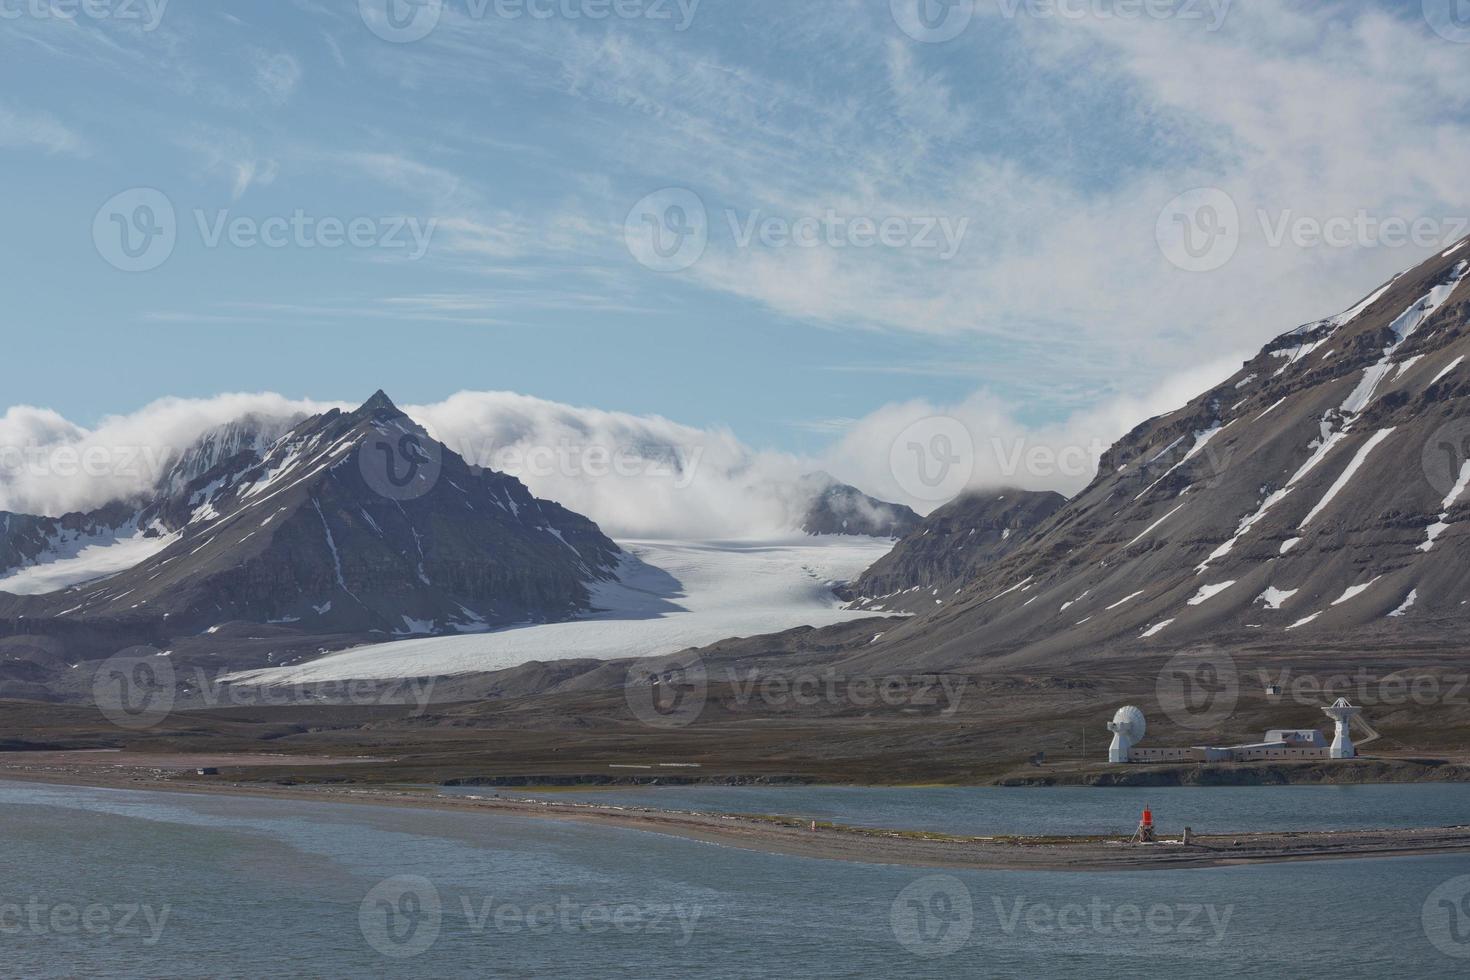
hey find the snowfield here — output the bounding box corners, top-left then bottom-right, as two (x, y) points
(228, 537), (896, 683)
(0, 527), (178, 596)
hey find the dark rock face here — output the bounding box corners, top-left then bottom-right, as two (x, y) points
(845, 241), (1470, 671)
(847, 490), (1065, 612)
(800, 477), (921, 538)
(0, 392), (622, 659)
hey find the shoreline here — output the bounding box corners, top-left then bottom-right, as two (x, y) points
(6, 767), (1470, 872)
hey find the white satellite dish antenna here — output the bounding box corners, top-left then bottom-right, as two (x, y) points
(1108, 705), (1146, 763)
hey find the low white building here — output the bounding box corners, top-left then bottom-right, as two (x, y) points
(1109, 705), (1360, 764)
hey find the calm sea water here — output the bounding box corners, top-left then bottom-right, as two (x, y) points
(5, 779), (1470, 978)
(450, 783), (1470, 836)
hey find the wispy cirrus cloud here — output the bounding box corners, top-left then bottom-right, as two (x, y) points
(0, 101), (88, 156)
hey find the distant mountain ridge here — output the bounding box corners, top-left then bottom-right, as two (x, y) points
(799, 473), (921, 538)
(0, 392), (622, 665)
(845, 489), (1065, 613)
(842, 240), (1470, 671)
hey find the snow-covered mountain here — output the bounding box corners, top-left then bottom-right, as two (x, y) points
(0, 412), (308, 593)
(851, 240), (1470, 669)
(0, 392), (622, 650)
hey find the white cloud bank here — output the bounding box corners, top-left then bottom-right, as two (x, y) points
(0, 363), (1242, 537)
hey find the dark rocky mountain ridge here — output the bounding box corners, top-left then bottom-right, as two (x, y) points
(845, 489), (1066, 613)
(799, 473), (921, 538)
(0, 393), (622, 682)
(832, 241), (1470, 672)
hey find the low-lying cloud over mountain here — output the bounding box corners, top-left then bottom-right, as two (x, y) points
(0, 375), (1240, 540)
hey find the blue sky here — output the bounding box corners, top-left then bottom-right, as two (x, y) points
(4, 0), (1470, 464)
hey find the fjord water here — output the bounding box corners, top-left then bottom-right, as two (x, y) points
(457, 783), (1470, 836)
(3, 780), (1465, 978)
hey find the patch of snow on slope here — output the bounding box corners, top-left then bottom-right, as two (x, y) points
(1188, 581), (1236, 606)
(1197, 420), (1351, 572)
(1253, 397), (1288, 423)
(1331, 577), (1383, 607)
(1341, 264), (1467, 415)
(1429, 356), (1466, 388)
(1140, 619), (1174, 638)
(224, 537), (893, 683)
(1392, 355), (1426, 381)
(1125, 502), (1186, 549)
(1388, 590), (1418, 617)
(1419, 459), (1470, 553)
(1325, 278), (1398, 331)
(0, 527), (179, 595)
(1105, 590), (1145, 611)
(1286, 612), (1322, 630)
(984, 576), (1034, 604)
(1256, 587), (1297, 611)
(1135, 423), (1227, 502)
(1294, 428), (1397, 534)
